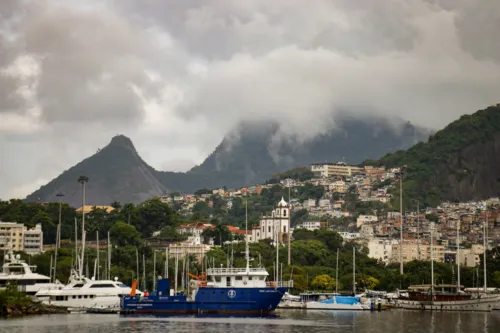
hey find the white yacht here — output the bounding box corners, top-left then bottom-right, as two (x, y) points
(0, 251), (64, 297)
(35, 269), (143, 313)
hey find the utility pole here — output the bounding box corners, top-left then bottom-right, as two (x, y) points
(54, 192), (64, 283)
(399, 167), (404, 275)
(77, 176), (88, 277)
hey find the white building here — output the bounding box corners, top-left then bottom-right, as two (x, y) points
(23, 224), (44, 255)
(0, 222), (43, 255)
(251, 198), (290, 246)
(360, 224), (374, 239)
(367, 238), (397, 265)
(356, 215), (378, 228)
(338, 232), (360, 240)
(296, 221), (326, 231)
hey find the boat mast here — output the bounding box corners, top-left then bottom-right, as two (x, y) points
(135, 248), (139, 288)
(74, 218), (78, 274)
(78, 176), (88, 277)
(417, 199), (420, 260)
(399, 167), (404, 275)
(457, 218), (460, 291)
(335, 248), (339, 295)
(165, 248), (169, 279)
(245, 194), (250, 274)
(96, 231), (99, 280)
(352, 246), (356, 295)
(107, 231), (111, 280)
(54, 192), (64, 283)
(430, 222), (435, 297)
(153, 250), (157, 292)
(483, 206), (488, 292)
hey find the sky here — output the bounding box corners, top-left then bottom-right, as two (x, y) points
(1, 0), (499, 199)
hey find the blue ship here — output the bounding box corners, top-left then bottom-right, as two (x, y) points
(120, 267), (290, 315)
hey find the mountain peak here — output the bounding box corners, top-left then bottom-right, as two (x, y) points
(109, 134), (135, 149)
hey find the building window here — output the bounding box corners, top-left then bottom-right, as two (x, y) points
(283, 210), (287, 217)
(268, 226), (271, 233)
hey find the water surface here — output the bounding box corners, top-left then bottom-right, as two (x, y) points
(1, 310), (499, 333)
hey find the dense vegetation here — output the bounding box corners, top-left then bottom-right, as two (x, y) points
(364, 104), (500, 208)
(2, 197), (500, 294)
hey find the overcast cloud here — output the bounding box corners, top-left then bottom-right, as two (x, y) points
(0, 0), (499, 199)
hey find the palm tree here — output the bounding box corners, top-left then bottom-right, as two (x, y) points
(110, 201), (122, 210)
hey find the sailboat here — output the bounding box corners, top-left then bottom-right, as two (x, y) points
(306, 247), (368, 310)
(394, 221), (500, 312)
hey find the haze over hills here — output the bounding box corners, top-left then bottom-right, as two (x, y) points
(26, 115), (430, 207)
(366, 104), (500, 208)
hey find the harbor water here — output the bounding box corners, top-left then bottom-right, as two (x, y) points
(1, 310), (500, 333)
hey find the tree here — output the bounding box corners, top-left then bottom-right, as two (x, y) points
(30, 211), (56, 243)
(192, 201), (212, 220)
(110, 201), (122, 210)
(109, 221), (142, 246)
(311, 274), (336, 291)
(158, 226), (187, 242)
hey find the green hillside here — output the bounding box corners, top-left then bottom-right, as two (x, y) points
(365, 104), (500, 208)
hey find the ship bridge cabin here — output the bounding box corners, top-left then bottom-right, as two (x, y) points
(203, 267), (293, 288)
(206, 267), (269, 288)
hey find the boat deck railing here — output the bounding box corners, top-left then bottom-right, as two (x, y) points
(207, 267), (268, 275)
(266, 281), (294, 288)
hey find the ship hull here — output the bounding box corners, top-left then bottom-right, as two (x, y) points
(121, 287), (287, 315)
(394, 295), (500, 312)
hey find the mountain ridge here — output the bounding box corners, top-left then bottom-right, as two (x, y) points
(366, 104), (500, 208)
(26, 115), (431, 206)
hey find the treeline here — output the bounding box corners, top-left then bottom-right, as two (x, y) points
(0, 198), (181, 244)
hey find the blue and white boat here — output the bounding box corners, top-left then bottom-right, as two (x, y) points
(121, 196), (292, 315)
(121, 266), (291, 315)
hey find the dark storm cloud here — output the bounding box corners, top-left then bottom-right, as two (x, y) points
(0, 0), (499, 199)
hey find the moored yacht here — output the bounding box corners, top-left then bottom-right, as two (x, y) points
(35, 269), (143, 313)
(0, 250), (63, 297)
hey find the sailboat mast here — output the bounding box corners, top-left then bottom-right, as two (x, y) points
(135, 248), (139, 288)
(96, 231), (99, 280)
(399, 168), (404, 275)
(335, 248), (339, 294)
(457, 218), (461, 290)
(153, 250), (157, 292)
(484, 206), (488, 292)
(430, 222), (435, 296)
(245, 194), (249, 273)
(352, 246), (356, 295)
(107, 231), (111, 280)
(74, 218), (78, 273)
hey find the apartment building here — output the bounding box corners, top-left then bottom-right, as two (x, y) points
(391, 241), (445, 264)
(311, 162), (363, 178)
(0, 222), (43, 254)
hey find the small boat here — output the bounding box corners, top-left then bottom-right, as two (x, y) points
(306, 295), (368, 310)
(278, 292), (305, 309)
